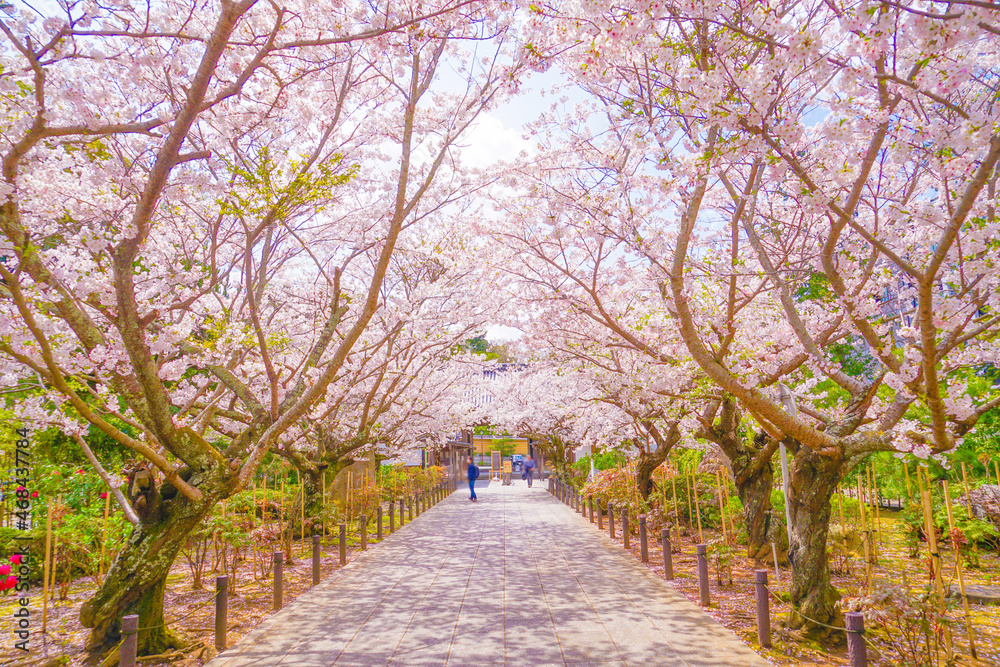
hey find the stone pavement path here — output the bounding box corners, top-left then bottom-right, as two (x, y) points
(209, 482), (770, 666)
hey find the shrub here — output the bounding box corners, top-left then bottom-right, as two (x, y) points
(581, 462), (649, 517)
(842, 581), (956, 667)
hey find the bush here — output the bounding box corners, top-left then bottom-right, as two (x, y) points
(572, 451), (626, 476)
(581, 462), (649, 517)
(842, 582), (956, 667)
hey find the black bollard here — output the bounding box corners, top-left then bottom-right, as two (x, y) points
(755, 570), (771, 648)
(597, 499), (604, 530)
(400, 497), (405, 527)
(609, 504), (616, 540)
(661, 528), (673, 580)
(273, 551), (283, 610)
(312, 535), (320, 585)
(622, 509), (630, 550)
(377, 506), (383, 541)
(696, 544), (710, 606)
(338, 522), (346, 566)
(846, 612), (867, 667)
(216, 575), (228, 651)
(120, 614), (138, 667)
(360, 513), (367, 551)
(639, 515), (648, 563)
(389, 499), (396, 533)
(408, 495), (414, 522)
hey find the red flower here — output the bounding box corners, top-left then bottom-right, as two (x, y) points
(77, 469), (85, 474)
(31, 491), (38, 498)
(9, 555), (23, 565)
(100, 492), (108, 500)
(0, 564), (10, 576)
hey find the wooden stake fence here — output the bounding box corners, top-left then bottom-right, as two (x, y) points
(714, 471), (729, 545)
(943, 480), (977, 660)
(691, 468), (704, 545)
(100, 491), (110, 580)
(41, 499), (53, 633)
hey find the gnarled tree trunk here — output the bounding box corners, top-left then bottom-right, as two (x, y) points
(80, 476), (219, 658)
(698, 398), (782, 559)
(785, 444), (842, 642)
(732, 448), (781, 560)
(634, 421), (681, 500)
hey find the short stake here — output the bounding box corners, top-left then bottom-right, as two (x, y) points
(754, 570), (770, 648)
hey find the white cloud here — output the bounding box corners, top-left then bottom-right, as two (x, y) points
(457, 113), (533, 169)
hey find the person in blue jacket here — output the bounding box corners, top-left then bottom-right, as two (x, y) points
(467, 456), (479, 502)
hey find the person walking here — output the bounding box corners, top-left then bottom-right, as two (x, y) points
(524, 455), (536, 488)
(467, 456), (479, 502)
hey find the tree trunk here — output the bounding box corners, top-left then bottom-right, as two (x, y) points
(635, 447), (671, 500)
(733, 458), (780, 559)
(698, 400), (781, 559)
(80, 487), (215, 657)
(634, 421), (680, 500)
(786, 445), (842, 642)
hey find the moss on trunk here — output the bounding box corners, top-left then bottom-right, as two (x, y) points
(786, 445), (843, 643)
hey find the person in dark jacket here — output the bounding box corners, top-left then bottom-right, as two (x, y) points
(523, 455), (536, 488)
(467, 456), (479, 502)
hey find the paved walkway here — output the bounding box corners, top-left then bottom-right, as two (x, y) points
(209, 482), (769, 666)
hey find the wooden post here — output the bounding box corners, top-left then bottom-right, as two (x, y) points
(312, 535), (321, 586)
(684, 464), (694, 530)
(994, 460), (1000, 487)
(321, 473), (327, 539)
(715, 470), (728, 545)
(754, 570), (771, 648)
(280, 474), (286, 563)
(348, 471), (353, 522)
(622, 508), (630, 550)
(273, 552), (283, 610)
(360, 514), (367, 551)
(867, 465), (881, 551)
(837, 487), (850, 573)
(904, 461), (913, 501)
(41, 499), (53, 633)
(661, 528), (673, 580)
(215, 575), (229, 651)
(99, 492), (110, 580)
(943, 480), (977, 659)
(856, 477), (872, 591)
(919, 467), (952, 663)
(696, 544), (710, 606)
(251, 479), (259, 581)
(51, 496), (60, 602)
(692, 469), (704, 545)
(639, 515), (648, 563)
(120, 615), (139, 667)
(339, 522), (346, 566)
(300, 471), (306, 559)
(845, 612), (867, 667)
(671, 468), (681, 548)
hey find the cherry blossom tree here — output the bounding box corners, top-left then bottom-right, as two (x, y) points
(525, 0), (1000, 639)
(1, 0), (529, 655)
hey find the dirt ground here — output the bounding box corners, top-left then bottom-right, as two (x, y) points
(610, 510), (1000, 667)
